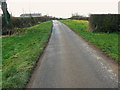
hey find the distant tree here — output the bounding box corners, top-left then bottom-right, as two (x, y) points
(70, 13), (89, 20)
(71, 13), (83, 20)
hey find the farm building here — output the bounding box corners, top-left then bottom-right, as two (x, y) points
(20, 13), (42, 17)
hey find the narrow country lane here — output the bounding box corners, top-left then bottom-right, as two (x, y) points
(27, 20), (118, 88)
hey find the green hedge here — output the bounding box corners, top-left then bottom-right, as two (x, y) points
(89, 14), (120, 33)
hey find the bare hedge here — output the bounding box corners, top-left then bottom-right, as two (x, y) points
(2, 16), (53, 35)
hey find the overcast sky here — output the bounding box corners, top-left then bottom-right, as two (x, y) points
(1, 0), (119, 18)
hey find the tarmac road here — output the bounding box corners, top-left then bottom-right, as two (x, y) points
(27, 20), (118, 88)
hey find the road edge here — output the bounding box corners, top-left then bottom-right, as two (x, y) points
(60, 21), (118, 66)
(26, 21), (53, 88)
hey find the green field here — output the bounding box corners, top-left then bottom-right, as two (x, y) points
(60, 20), (119, 61)
(2, 21), (52, 88)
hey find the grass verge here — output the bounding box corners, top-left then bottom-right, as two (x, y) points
(60, 20), (119, 61)
(2, 21), (52, 88)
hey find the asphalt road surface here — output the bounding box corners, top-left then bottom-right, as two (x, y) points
(27, 20), (118, 88)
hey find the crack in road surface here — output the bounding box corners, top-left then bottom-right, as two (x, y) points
(27, 20), (118, 88)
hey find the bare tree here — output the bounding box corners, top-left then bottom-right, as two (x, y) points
(1, 0), (12, 27)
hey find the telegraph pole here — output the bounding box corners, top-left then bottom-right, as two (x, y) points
(118, 1), (120, 14)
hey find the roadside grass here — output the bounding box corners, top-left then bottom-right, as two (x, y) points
(2, 21), (52, 88)
(60, 20), (119, 61)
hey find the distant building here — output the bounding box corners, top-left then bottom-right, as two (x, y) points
(20, 13), (42, 17)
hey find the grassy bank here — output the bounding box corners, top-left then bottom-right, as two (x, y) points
(60, 20), (119, 61)
(2, 21), (52, 88)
